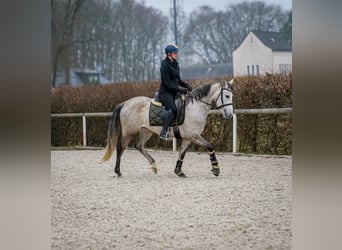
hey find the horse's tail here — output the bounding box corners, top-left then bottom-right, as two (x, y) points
(101, 103), (125, 162)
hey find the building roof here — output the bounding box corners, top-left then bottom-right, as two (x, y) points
(251, 31), (292, 51)
(181, 63), (233, 80)
(53, 68), (111, 87)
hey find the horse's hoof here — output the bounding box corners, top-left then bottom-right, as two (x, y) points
(151, 166), (158, 174)
(116, 174), (123, 178)
(151, 163), (158, 174)
(178, 173), (187, 178)
(211, 168), (220, 176)
(174, 168), (187, 178)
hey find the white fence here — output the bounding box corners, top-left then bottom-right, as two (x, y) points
(51, 108), (292, 153)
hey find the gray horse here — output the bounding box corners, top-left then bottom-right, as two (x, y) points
(102, 80), (234, 177)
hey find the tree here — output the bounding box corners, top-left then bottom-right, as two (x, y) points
(51, 0), (169, 85)
(183, 6), (224, 64)
(51, 0), (85, 87)
(183, 1), (288, 64)
(280, 11), (292, 43)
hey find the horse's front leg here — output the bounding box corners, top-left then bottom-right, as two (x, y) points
(174, 139), (192, 178)
(191, 134), (220, 176)
(209, 151), (220, 176)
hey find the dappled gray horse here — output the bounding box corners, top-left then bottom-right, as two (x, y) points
(102, 80), (234, 177)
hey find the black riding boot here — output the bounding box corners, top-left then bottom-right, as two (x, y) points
(160, 109), (174, 140)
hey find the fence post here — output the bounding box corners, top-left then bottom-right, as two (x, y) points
(173, 138), (177, 152)
(82, 114), (87, 147)
(233, 113), (237, 153)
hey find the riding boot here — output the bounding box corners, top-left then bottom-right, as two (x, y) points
(160, 109), (174, 140)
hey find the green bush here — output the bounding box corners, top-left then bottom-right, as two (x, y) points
(51, 74), (292, 155)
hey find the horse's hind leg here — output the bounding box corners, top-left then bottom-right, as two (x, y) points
(134, 128), (157, 174)
(115, 136), (132, 177)
(174, 139), (191, 178)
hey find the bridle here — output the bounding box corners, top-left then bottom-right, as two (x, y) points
(215, 82), (233, 109)
(191, 82), (233, 110)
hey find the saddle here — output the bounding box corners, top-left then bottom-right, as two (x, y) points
(149, 93), (186, 126)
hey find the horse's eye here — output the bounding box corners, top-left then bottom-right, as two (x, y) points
(225, 95), (230, 98)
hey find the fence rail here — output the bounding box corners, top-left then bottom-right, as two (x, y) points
(51, 108), (292, 153)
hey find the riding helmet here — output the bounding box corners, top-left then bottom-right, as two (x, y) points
(165, 44), (178, 54)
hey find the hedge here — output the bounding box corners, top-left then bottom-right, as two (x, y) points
(51, 74), (292, 155)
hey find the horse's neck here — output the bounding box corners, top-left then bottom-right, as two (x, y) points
(201, 86), (218, 109)
(202, 95), (214, 112)
(188, 84), (220, 117)
(189, 94), (212, 118)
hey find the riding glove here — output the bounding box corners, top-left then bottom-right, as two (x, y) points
(185, 83), (192, 91)
(179, 89), (187, 94)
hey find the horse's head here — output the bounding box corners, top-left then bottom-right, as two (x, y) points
(213, 79), (234, 119)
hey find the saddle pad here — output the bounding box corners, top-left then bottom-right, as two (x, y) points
(149, 99), (185, 126)
(151, 99), (162, 107)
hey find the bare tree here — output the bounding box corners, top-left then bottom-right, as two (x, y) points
(51, 0), (290, 85)
(51, 0), (85, 86)
(228, 1), (286, 38)
(183, 1), (288, 64)
(184, 6), (224, 64)
(114, 0), (168, 81)
(280, 11), (292, 43)
(52, 0), (169, 85)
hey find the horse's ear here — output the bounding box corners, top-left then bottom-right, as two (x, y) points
(227, 79), (234, 91)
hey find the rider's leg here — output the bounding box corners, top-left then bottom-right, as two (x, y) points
(160, 109), (174, 139)
(158, 92), (176, 140)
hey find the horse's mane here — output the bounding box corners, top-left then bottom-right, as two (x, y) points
(186, 82), (217, 105)
(192, 83), (212, 99)
(186, 83), (212, 104)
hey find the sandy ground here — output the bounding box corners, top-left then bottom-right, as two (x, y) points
(51, 149), (292, 249)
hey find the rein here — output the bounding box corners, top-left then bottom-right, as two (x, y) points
(190, 95), (212, 107)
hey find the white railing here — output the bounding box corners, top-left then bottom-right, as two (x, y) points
(51, 112), (112, 147)
(232, 108), (292, 153)
(51, 108), (292, 153)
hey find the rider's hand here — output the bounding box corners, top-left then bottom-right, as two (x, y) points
(185, 83), (192, 92)
(179, 89), (187, 94)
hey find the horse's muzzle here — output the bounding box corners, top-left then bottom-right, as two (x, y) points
(223, 110), (233, 119)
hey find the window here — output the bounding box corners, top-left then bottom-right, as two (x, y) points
(89, 75), (99, 84)
(247, 64), (260, 76)
(279, 64), (292, 74)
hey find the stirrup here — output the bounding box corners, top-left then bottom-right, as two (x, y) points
(160, 130), (169, 140)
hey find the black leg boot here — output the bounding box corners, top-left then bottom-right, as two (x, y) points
(160, 109), (174, 140)
(160, 127), (168, 140)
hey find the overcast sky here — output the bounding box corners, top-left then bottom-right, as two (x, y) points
(140, 0), (292, 15)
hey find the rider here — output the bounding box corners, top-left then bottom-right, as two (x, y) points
(158, 44), (192, 140)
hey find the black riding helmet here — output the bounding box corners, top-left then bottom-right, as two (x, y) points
(165, 44), (178, 54)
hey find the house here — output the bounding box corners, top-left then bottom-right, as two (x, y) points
(180, 63), (233, 80)
(232, 31), (292, 77)
(53, 68), (111, 87)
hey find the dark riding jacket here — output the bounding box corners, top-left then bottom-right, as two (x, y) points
(158, 57), (189, 95)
